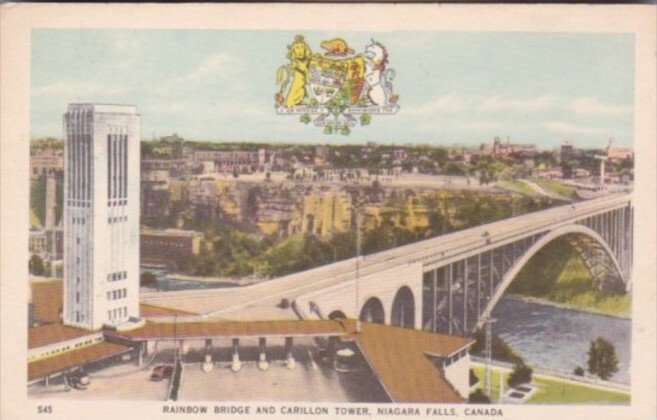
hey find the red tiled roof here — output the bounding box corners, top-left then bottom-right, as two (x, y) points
(351, 321), (473, 403)
(108, 319), (346, 341)
(28, 324), (94, 349)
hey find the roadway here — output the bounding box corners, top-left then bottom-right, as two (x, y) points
(140, 193), (631, 320)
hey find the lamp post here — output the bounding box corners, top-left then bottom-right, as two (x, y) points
(355, 182), (363, 334)
(482, 314), (497, 399)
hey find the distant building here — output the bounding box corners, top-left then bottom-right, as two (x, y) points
(29, 228), (48, 257)
(193, 149), (266, 174)
(481, 136), (537, 156)
(63, 104), (140, 330)
(30, 148), (64, 179)
(314, 145), (329, 165)
(141, 159), (187, 178)
(606, 139), (633, 161)
(560, 141), (574, 162)
(140, 228), (204, 267)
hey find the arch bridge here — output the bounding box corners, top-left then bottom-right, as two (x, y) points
(141, 194), (632, 338)
(295, 193), (632, 336)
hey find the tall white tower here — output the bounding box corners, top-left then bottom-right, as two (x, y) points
(63, 104), (140, 330)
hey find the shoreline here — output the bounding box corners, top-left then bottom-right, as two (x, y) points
(505, 294), (631, 320)
(164, 273), (261, 286)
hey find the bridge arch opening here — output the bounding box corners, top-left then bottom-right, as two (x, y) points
(328, 310), (347, 320)
(360, 297), (385, 324)
(391, 286), (415, 328)
(478, 224), (626, 330)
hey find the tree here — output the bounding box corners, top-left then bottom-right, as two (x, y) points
(29, 254), (45, 276)
(140, 271), (157, 287)
(573, 366), (585, 376)
(508, 361), (533, 388)
(468, 389), (491, 404)
(587, 336), (619, 380)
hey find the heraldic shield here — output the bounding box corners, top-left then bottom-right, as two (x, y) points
(275, 35), (399, 135)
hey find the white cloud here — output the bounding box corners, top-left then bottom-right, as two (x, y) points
(403, 95), (471, 115)
(541, 121), (602, 135)
(477, 95), (558, 113)
(148, 99), (270, 122)
(569, 98), (633, 117)
(406, 94), (559, 116)
(32, 82), (128, 97)
(179, 53), (237, 83)
(417, 119), (505, 132)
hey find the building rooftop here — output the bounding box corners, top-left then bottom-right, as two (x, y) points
(28, 342), (130, 381)
(28, 324), (93, 350)
(351, 321), (473, 403)
(105, 318), (472, 403)
(107, 319), (346, 341)
(30, 279), (194, 322)
(67, 103), (138, 115)
(30, 278), (63, 323)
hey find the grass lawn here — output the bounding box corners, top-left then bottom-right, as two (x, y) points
(471, 364), (630, 404)
(30, 208), (41, 226)
(502, 180), (539, 197)
(533, 179), (576, 198)
(509, 237), (630, 317)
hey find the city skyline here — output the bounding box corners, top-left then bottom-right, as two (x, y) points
(32, 30), (634, 148)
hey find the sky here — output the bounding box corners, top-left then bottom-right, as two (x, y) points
(31, 29), (635, 148)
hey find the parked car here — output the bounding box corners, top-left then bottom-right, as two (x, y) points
(68, 371), (90, 390)
(150, 365), (174, 381)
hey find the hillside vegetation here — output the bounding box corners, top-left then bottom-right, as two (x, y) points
(508, 238), (630, 317)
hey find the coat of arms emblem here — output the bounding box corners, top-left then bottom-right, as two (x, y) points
(275, 35), (399, 135)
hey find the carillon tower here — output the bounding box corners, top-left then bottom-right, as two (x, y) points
(63, 104), (140, 330)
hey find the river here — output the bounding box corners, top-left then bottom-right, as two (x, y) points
(492, 296), (631, 384)
(140, 268), (241, 292)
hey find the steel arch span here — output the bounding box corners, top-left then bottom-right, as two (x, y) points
(477, 224), (625, 329)
(424, 218), (630, 337)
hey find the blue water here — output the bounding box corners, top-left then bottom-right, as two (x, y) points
(140, 268), (239, 292)
(492, 297), (631, 384)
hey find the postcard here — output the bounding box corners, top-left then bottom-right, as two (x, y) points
(1, 3), (655, 420)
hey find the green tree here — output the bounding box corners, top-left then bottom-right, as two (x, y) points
(587, 336), (619, 380)
(573, 366), (585, 376)
(508, 362), (533, 388)
(29, 254), (45, 276)
(140, 271), (157, 287)
(468, 389), (491, 404)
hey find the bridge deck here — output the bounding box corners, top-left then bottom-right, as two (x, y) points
(140, 194), (631, 319)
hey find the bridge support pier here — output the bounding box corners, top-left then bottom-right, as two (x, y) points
(202, 339), (213, 373)
(284, 337), (296, 369)
(137, 342), (146, 367)
(231, 338), (241, 372)
(258, 338), (269, 371)
(180, 340), (188, 357)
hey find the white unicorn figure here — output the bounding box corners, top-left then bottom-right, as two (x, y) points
(363, 40), (396, 107)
